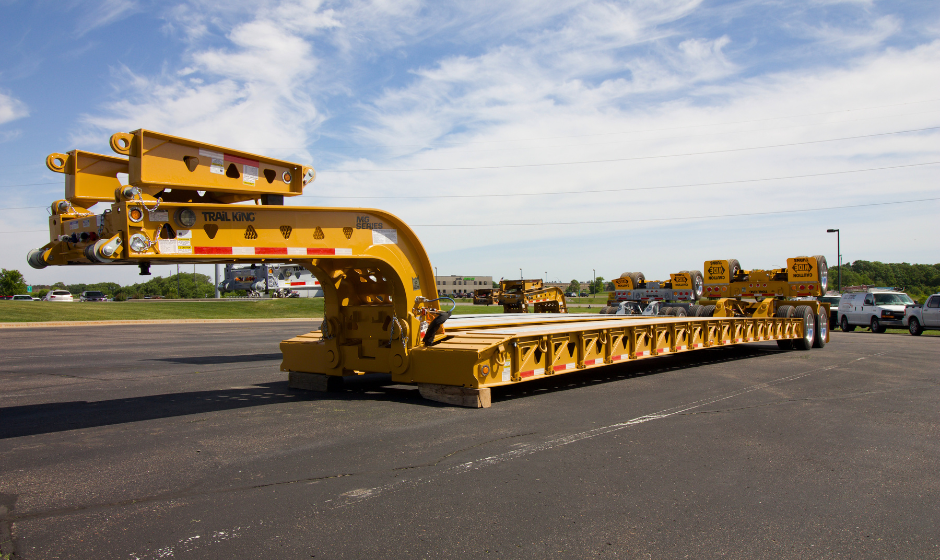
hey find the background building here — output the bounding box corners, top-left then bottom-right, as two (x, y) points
(435, 275), (493, 295)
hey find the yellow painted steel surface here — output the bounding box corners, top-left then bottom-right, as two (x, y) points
(29, 128), (820, 397)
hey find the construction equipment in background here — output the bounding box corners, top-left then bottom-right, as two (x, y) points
(699, 256), (830, 349)
(472, 288), (499, 305)
(218, 263), (324, 297)
(28, 128), (827, 409)
(497, 279), (568, 313)
(601, 270), (705, 315)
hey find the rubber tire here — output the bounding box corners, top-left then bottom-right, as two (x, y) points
(813, 310), (827, 348)
(811, 254), (829, 294)
(908, 317), (923, 336)
(690, 304), (704, 317)
(664, 307), (678, 316)
(623, 272), (645, 289)
(792, 305), (815, 351)
(840, 315), (855, 332)
(728, 259), (741, 280)
(688, 270), (705, 299)
(701, 305), (716, 317)
(672, 306), (688, 317)
(776, 305), (795, 350)
(870, 316), (885, 333)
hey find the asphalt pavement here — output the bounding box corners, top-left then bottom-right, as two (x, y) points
(1, 322), (938, 559)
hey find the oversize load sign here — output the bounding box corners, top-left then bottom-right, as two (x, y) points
(706, 260), (728, 282)
(788, 257), (817, 281)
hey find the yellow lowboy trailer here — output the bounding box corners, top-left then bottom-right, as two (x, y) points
(28, 129), (827, 408)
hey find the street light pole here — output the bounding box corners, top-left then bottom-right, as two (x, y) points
(826, 228), (841, 293)
(592, 268), (596, 296)
(520, 268), (522, 280)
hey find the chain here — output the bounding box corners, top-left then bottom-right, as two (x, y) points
(59, 200), (94, 218)
(389, 312), (407, 350)
(130, 186), (163, 214)
(320, 318), (333, 340)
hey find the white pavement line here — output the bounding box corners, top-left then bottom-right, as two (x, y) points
(119, 351), (881, 558)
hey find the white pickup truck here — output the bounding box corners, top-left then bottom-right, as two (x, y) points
(904, 293), (940, 335)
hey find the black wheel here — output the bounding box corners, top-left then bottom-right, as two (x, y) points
(620, 272), (645, 289)
(728, 259), (741, 280)
(673, 306), (688, 317)
(663, 307), (677, 316)
(870, 316), (885, 333)
(793, 305), (815, 350)
(811, 254), (829, 293)
(687, 270), (705, 299)
(908, 317), (923, 336)
(813, 310), (827, 348)
(840, 315), (855, 332)
(701, 305), (716, 317)
(690, 304), (704, 317)
(775, 305), (794, 350)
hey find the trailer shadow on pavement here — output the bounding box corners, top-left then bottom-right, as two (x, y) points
(1, 344), (791, 440)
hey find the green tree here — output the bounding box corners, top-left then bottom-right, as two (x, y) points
(0, 268), (27, 296)
(567, 279), (580, 294)
(593, 276), (605, 295)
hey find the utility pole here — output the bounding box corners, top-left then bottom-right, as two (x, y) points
(214, 264), (221, 298)
(827, 229), (841, 292)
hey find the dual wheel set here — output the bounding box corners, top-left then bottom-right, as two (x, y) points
(776, 304), (827, 351)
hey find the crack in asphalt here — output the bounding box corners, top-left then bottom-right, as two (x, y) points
(678, 384), (939, 415)
(0, 432), (533, 525)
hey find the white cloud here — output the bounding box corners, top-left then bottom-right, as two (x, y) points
(802, 15), (902, 50)
(0, 90), (28, 125)
(74, 0), (140, 36)
(55, 0), (940, 286)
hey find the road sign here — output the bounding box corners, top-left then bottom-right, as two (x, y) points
(26, 285), (32, 293)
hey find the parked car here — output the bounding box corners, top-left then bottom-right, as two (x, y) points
(837, 289), (914, 333)
(818, 293), (841, 328)
(43, 290), (74, 302)
(80, 290), (108, 302)
(11, 294), (35, 301)
(903, 293), (940, 335)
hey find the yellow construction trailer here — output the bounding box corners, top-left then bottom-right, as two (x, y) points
(497, 279), (567, 313)
(28, 129), (829, 408)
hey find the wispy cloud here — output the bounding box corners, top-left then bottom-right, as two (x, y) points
(73, 0), (140, 37)
(0, 90), (28, 125)
(61, 0), (940, 284)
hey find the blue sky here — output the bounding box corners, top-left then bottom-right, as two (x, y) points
(1, 0), (938, 287)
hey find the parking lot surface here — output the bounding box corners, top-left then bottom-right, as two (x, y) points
(1, 323), (938, 559)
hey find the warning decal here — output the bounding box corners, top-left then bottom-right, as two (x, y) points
(372, 229), (398, 245)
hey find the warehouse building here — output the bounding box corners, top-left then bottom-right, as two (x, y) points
(435, 275), (494, 295)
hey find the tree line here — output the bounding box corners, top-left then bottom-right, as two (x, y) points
(831, 261), (940, 301)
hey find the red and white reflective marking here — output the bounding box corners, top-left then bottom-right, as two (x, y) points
(583, 358), (603, 366)
(692, 343), (704, 348)
(519, 368), (546, 378)
(636, 350), (651, 357)
(676, 345), (687, 351)
(288, 281), (321, 286)
(735, 338), (744, 343)
(611, 354), (626, 362)
(656, 348), (670, 354)
(194, 247), (353, 256)
(553, 363), (576, 373)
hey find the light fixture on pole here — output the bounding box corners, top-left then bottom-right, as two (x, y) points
(826, 228), (841, 293)
(520, 268), (522, 280)
(592, 268), (596, 296)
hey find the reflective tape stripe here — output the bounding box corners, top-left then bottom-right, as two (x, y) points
(519, 368), (545, 378)
(194, 246), (353, 256)
(553, 363), (576, 372)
